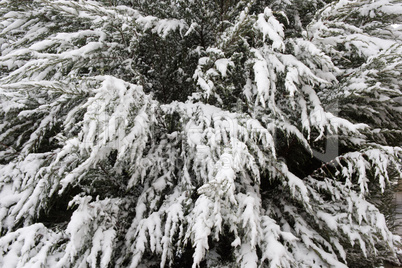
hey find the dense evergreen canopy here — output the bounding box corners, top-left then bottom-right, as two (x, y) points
(0, 0), (401, 267)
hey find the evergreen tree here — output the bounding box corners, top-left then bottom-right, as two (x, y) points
(0, 0), (401, 267)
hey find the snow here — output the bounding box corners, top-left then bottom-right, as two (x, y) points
(60, 42), (103, 58)
(326, 112), (368, 133)
(260, 216), (293, 268)
(0, 223), (63, 268)
(254, 8), (285, 51)
(29, 40), (56, 51)
(54, 197), (120, 268)
(252, 52), (270, 107)
(0, 18), (26, 35)
(155, 19), (186, 38)
(0, 0), (400, 267)
(317, 211), (338, 231)
(196, 76), (214, 97)
(284, 67), (299, 97)
(54, 29), (106, 43)
(190, 196), (212, 268)
(359, 0), (402, 17)
(136, 16), (186, 38)
(238, 244), (258, 268)
(215, 58), (234, 77)
(285, 168), (310, 205)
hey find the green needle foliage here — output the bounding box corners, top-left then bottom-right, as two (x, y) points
(0, 0), (401, 267)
